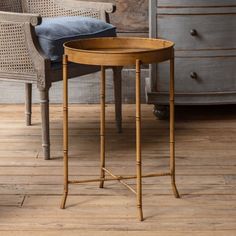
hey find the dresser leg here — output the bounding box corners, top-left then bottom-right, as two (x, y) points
(99, 66), (106, 189)
(153, 105), (169, 120)
(170, 57), (180, 199)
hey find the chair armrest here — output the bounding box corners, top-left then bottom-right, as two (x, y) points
(60, 0), (115, 13)
(0, 11), (42, 26)
(0, 11), (50, 89)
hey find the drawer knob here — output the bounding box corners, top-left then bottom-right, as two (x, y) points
(190, 29), (198, 36)
(190, 72), (198, 79)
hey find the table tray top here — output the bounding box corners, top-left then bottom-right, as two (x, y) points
(64, 37), (174, 66)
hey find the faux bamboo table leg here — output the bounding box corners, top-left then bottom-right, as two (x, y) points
(61, 55), (69, 209)
(170, 56), (180, 199)
(136, 60), (144, 221)
(99, 66), (106, 188)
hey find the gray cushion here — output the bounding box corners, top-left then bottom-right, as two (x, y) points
(35, 16), (116, 62)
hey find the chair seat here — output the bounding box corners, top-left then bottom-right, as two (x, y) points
(35, 16), (116, 62)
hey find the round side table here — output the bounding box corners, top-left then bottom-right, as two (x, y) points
(60, 37), (180, 221)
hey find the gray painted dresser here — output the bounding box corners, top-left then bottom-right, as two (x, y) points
(146, 0), (236, 118)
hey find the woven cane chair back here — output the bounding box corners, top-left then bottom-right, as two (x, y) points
(24, 0), (100, 18)
(0, 0), (23, 12)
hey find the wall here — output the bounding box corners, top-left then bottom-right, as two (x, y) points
(90, 0), (148, 36)
(110, 0), (148, 37)
(0, 0), (149, 104)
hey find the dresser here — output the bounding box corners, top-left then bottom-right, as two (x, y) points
(146, 0), (236, 118)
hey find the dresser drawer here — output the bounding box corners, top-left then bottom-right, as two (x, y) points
(157, 14), (236, 50)
(157, 57), (236, 93)
(157, 0), (236, 7)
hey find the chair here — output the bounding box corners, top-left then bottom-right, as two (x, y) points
(0, 0), (122, 160)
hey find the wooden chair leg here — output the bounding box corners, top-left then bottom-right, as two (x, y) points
(112, 67), (122, 133)
(25, 83), (32, 126)
(40, 88), (50, 160)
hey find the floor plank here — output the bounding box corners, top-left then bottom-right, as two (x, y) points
(0, 104), (236, 235)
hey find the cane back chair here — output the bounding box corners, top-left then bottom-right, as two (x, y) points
(0, 0), (122, 160)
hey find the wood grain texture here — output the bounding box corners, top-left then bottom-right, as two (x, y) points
(112, 0), (148, 33)
(157, 0), (236, 7)
(157, 14), (236, 50)
(156, 57), (236, 93)
(0, 104), (236, 234)
(90, 0), (149, 33)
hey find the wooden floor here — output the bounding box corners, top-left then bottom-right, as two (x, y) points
(0, 104), (236, 236)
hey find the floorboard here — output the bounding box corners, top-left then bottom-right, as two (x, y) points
(0, 104), (235, 235)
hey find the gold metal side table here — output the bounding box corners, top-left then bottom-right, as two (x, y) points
(60, 37), (180, 221)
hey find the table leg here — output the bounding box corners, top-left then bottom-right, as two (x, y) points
(99, 66), (106, 188)
(136, 60), (144, 221)
(170, 56), (180, 199)
(61, 55), (69, 209)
